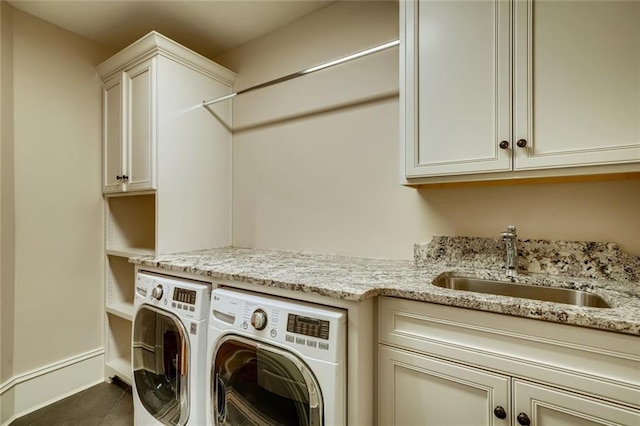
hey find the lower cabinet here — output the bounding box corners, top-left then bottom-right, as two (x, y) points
(513, 380), (640, 426)
(379, 346), (510, 425)
(378, 297), (640, 426)
(379, 346), (638, 425)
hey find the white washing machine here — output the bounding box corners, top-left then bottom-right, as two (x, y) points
(207, 287), (347, 426)
(132, 272), (211, 426)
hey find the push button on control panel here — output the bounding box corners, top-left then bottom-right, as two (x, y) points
(172, 301), (195, 313)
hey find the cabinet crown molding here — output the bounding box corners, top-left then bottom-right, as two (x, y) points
(97, 30), (236, 85)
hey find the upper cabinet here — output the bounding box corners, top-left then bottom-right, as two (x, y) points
(98, 31), (236, 194)
(401, 0), (640, 184)
(103, 59), (155, 193)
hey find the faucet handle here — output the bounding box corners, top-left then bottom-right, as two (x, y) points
(501, 225), (517, 239)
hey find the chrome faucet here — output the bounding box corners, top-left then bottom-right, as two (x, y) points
(500, 225), (518, 281)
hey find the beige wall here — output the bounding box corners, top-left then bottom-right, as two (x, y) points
(1, 0), (15, 394)
(9, 9), (112, 375)
(217, 0), (640, 260)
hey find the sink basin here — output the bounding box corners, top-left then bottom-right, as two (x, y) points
(433, 276), (611, 308)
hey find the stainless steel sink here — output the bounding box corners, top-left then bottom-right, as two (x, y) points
(433, 276), (611, 308)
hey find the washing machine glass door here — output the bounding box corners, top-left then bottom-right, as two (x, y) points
(213, 336), (322, 426)
(133, 305), (190, 426)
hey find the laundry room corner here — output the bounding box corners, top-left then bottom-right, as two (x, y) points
(0, 3), (115, 422)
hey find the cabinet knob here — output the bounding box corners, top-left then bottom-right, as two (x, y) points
(517, 412), (531, 426)
(116, 175), (122, 180)
(499, 141), (510, 150)
(516, 139), (528, 148)
(493, 406), (507, 419)
(122, 175), (129, 181)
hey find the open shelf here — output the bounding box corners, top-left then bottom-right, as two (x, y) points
(106, 304), (134, 321)
(106, 255), (136, 320)
(105, 248), (155, 258)
(104, 194), (152, 386)
(106, 194), (156, 254)
(105, 313), (133, 384)
(106, 357), (133, 386)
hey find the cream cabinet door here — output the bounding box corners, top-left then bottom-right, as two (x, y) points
(379, 346), (510, 426)
(103, 76), (124, 193)
(512, 379), (640, 426)
(102, 59), (156, 194)
(122, 59), (155, 192)
(513, 0), (640, 171)
(403, 0), (512, 178)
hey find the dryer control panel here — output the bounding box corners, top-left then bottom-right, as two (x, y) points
(210, 288), (346, 363)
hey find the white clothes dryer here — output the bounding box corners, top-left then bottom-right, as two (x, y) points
(207, 288), (347, 426)
(132, 272), (211, 426)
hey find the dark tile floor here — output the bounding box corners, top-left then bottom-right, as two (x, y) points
(11, 380), (133, 426)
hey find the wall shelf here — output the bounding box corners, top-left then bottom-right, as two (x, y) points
(105, 305), (133, 321)
(105, 248), (155, 258)
(106, 194), (156, 254)
(106, 255), (136, 321)
(105, 358), (133, 386)
(105, 314), (133, 384)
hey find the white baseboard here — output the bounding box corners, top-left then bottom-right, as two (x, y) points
(0, 348), (105, 426)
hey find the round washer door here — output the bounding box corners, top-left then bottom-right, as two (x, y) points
(212, 335), (322, 426)
(133, 305), (190, 426)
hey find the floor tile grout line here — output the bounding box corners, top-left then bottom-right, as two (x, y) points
(109, 390), (127, 415)
(99, 390), (127, 425)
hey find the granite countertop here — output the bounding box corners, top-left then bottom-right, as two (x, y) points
(130, 236), (640, 336)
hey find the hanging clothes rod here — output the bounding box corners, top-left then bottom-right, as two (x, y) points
(202, 39), (400, 107)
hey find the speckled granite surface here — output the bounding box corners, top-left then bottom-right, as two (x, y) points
(130, 238), (640, 336)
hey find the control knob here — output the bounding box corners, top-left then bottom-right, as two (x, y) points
(251, 309), (268, 330)
(151, 285), (163, 300)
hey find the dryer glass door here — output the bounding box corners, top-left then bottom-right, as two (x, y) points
(133, 305), (190, 426)
(213, 336), (322, 426)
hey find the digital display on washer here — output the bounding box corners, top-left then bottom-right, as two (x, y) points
(173, 288), (197, 305)
(287, 314), (329, 340)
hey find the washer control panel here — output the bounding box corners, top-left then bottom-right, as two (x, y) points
(211, 287), (346, 363)
(173, 287), (197, 305)
(135, 272), (211, 321)
(286, 314), (330, 340)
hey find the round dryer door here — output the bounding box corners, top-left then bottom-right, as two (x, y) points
(212, 336), (322, 426)
(133, 305), (190, 426)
